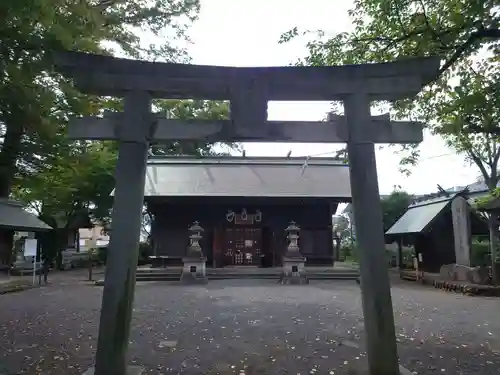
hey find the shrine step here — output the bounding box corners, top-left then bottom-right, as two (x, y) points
(134, 270), (360, 282)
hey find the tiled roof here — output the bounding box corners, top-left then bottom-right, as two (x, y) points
(385, 197), (452, 235)
(0, 199), (52, 231)
(141, 156), (351, 198)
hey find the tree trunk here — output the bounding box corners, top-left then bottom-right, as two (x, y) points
(489, 213), (499, 285)
(0, 122), (23, 197)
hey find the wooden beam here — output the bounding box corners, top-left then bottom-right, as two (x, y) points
(68, 115), (423, 144)
(54, 51), (441, 100)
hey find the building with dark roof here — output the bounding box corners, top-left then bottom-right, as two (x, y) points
(0, 199), (53, 269)
(385, 193), (489, 272)
(144, 156), (352, 267)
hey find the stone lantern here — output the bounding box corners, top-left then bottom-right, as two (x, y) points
(279, 221), (308, 284)
(186, 221), (204, 257)
(180, 221), (208, 284)
(284, 221), (302, 257)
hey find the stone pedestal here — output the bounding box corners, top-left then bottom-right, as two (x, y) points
(180, 222), (208, 284)
(180, 256), (208, 284)
(279, 221), (308, 284)
(83, 366), (144, 375)
(279, 256), (308, 284)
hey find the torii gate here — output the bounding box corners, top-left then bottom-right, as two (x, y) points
(54, 52), (440, 375)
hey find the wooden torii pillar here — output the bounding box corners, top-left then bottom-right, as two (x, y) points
(54, 52), (440, 375)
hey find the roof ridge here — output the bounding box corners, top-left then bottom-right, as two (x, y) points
(147, 156), (347, 166)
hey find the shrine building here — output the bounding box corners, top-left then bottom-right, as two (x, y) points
(145, 156), (351, 268)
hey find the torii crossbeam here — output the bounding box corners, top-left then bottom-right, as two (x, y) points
(54, 51), (440, 375)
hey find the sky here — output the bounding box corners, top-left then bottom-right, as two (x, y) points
(181, 0), (481, 195)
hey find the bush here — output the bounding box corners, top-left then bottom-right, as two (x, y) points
(97, 246), (108, 264)
(339, 241), (358, 262)
(138, 242), (152, 266)
(471, 240), (491, 267)
(401, 246), (414, 268)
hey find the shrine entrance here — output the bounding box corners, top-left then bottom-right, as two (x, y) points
(55, 51), (441, 375)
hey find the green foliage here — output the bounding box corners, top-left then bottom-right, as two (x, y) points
(431, 59), (500, 190)
(0, 0), (244, 264)
(280, 0), (499, 77)
(0, 0), (201, 197)
(476, 187), (500, 209)
(279, 0), (500, 174)
(339, 241), (358, 262)
(380, 190), (413, 231)
(97, 247), (108, 265)
(471, 239), (491, 267)
(151, 99), (239, 156)
(401, 246), (415, 268)
(12, 142), (117, 224)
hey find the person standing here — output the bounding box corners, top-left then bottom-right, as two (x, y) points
(41, 256), (50, 284)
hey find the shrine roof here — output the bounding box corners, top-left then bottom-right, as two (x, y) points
(0, 199), (52, 232)
(142, 156), (351, 198)
(385, 197), (452, 236)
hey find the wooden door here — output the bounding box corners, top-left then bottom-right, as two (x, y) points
(212, 227), (224, 268)
(225, 227), (262, 265)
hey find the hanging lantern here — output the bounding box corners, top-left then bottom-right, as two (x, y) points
(255, 210), (262, 222)
(226, 210), (235, 222)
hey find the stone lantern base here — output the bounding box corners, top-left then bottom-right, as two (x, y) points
(180, 256), (208, 284)
(279, 256), (308, 285)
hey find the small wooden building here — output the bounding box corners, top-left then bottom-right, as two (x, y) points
(0, 199), (53, 269)
(385, 194), (488, 272)
(145, 156), (351, 267)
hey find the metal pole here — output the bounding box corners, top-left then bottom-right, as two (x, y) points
(32, 256), (36, 286)
(344, 94), (400, 375)
(94, 91), (151, 375)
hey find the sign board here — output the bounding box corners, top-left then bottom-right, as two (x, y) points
(24, 239), (38, 257)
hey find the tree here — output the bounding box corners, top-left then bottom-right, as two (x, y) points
(381, 190), (413, 231)
(434, 60), (500, 191)
(0, 0), (201, 262)
(280, 0), (499, 79)
(279, 0), (500, 168)
(435, 60), (500, 282)
(11, 97), (238, 263)
(151, 99), (239, 156)
(0, 0), (201, 199)
(280, 0), (500, 282)
(12, 142), (117, 262)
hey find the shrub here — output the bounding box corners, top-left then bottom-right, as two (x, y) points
(471, 240), (491, 267)
(138, 242), (152, 265)
(97, 246), (108, 264)
(339, 241), (358, 262)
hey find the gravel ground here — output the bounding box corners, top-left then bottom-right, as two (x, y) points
(0, 276), (499, 375)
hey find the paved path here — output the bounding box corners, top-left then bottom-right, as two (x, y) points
(0, 278), (499, 374)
